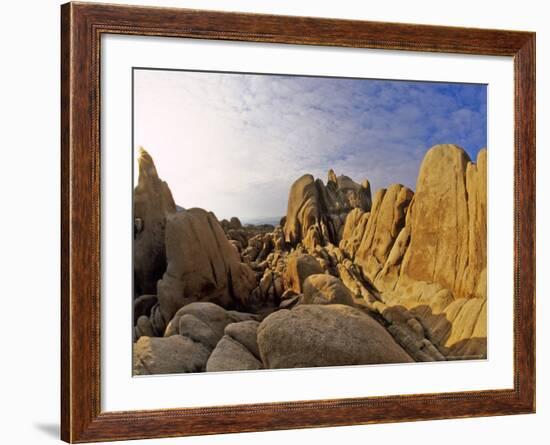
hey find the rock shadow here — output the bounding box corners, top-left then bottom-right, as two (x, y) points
(380, 303), (486, 361)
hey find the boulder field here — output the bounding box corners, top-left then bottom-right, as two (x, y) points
(133, 144), (487, 374)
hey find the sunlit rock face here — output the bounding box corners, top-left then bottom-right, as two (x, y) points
(336, 144), (486, 304)
(352, 183), (414, 283)
(399, 145), (487, 301)
(329, 145), (487, 359)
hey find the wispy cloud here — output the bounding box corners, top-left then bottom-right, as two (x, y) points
(134, 69), (486, 221)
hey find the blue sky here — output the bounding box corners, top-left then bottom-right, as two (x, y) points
(134, 69), (486, 221)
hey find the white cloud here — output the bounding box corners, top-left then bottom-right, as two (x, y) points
(134, 70), (486, 221)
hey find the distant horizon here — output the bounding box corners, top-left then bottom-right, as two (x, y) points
(134, 69), (487, 221)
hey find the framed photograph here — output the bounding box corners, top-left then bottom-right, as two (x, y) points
(61, 2), (535, 442)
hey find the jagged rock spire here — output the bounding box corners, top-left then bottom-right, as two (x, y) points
(134, 147), (176, 296)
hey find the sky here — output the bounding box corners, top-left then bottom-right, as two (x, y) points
(134, 69), (486, 222)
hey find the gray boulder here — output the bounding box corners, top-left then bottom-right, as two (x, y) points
(224, 320), (261, 359)
(257, 304), (413, 369)
(164, 302), (257, 350)
(206, 336), (263, 372)
(133, 335), (210, 375)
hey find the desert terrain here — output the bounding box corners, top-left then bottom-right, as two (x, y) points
(133, 143), (487, 374)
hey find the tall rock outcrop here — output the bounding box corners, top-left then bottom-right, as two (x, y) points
(283, 174), (326, 247)
(398, 145), (486, 300)
(283, 171), (371, 249)
(339, 208), (370, 257)
(334, 145), (487, 359)
(134, 147), (176, 296)
(353, 184), (414, 282)
(340, 144), (487, 302)
(157, 208), (257, 324)
(394, 145), (487, 358)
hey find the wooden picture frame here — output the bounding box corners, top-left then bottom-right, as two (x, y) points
(61, 2), (535, 442)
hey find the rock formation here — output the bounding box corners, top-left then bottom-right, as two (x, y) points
(257, 304), (413, 368)
(133, 294), (158, 322)
(157, 209), (257, 325)
(283, 171), (371, 249)
(335, 144), (487, 359)
(133, 335), (211, 375)
(133, 144), (488, 375)
(301, 274), (356, 306)
(352, 184), (414, 281)
(283, 253), (323, 293)
(399, 145), (487, 300)
(134, 302), (259, 374)
(339, 208), (370, 257)
(206, 336), (263, 371)
(206, 321), (263, 371)
(133, 147), (176, 296)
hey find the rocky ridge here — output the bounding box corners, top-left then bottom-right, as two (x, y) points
(133, 144), (487, 374)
